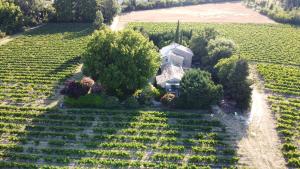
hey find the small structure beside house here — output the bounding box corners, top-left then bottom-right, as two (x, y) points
(156, 43), (194, 95)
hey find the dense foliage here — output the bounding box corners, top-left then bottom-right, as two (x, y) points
(82, 27), (160, 99)
(53, 0), (119, 23)
(215, 56), (252, 109)
(0, 23), (93, 106)
(0, 0), (23, 34)
(244, 0), (300, 25)
(8, 0), (51, 25)
(178, 69), (223, 109)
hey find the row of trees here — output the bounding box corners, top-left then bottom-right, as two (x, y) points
(0, 0), (119, 35)
(244, 0), (300, 25)
(53, 0), (119, 24)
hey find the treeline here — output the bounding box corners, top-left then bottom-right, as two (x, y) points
(122, 0), (240, 12)
(0, 0), (119, 36)
(244, 0), (300, 25)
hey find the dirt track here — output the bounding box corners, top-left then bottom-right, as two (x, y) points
(214, 65), (286, 169)
(116, 2), (275, 29)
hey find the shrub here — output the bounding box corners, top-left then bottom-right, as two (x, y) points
(80, 77), (95, 88)
(64, 94), (105, 108)
(124, 96), (140, 108)
(133, 84), (160, 105)
(178, 69), (223, 109)
(82, 27), (160, 99)
(91, 83), (102, 95)
(160, 93), (176, 107)
(60, 80), (89, 99)
(0, 31), (5, 38)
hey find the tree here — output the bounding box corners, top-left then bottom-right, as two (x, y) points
(178, 69), (223, 109)
(206, 38), (236, 67)
(0, 0), (23, 34)
(82, 27), (160, 99)
(94, 10), (104, 29)
(99, 0), (120, 24)
(190, 27), (219, 63)
(74, 0), (97, 22)
(10, 0), (47, 24)
(54, 0), (74, 22)
(215, 56), (252, 109)
(174, 20), (180, 43)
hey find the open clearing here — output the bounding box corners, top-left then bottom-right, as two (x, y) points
(116, 2), (275, 29)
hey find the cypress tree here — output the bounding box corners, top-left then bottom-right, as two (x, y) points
(174, 20), (180, 43)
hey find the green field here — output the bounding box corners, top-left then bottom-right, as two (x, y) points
(0, 23), (93, 106)
(0, 107), (238, 168)
(127, 22), (300, 167)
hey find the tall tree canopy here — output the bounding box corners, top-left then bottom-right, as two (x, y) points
(53, 0), (119, 23)
(82, 27), (160, 99)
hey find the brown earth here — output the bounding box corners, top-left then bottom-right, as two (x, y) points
(115, 2), (276, 30)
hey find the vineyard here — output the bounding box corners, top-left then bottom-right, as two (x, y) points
(127, 23), (300, 167)
(0, 23), (239, 168)
(0, 107), (239, 168)
(0, 23), (93, 106)
(127, 23), (300, 66)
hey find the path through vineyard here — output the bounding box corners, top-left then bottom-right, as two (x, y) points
(214, 65), (286, 169)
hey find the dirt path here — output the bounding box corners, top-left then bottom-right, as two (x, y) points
(213, 65), (286, 169)
(117, 2), (275, 29)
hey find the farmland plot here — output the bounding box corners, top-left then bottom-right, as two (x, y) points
(0, 24), (93, 106)
(0, 107), (239, 168)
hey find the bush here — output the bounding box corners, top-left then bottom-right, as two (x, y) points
(91, 83), (102, 95)
(82, 27), (160, 99)
(133, 84), (160, 105)
(124, 96), (140, 108)
(0, 1), (23, 34)
(80, 77), (95, 88)
(160, 93), (176, 107)
(64, 94), (105, 108)
(0, 31), (5, 38)
(60, 80), (89, 99)
(178, 69), (223, 109)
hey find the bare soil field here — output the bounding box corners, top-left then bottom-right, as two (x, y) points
(116, 2), (275, 29)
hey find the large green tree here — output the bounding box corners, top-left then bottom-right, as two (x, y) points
(9, 0), (48, 24)
(190, 27), (219, 63)
(178, 69), (223, 109)
(215, 56), (252, 109)
(82, 27), (160, 99)
(0, 0), (23, 34)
